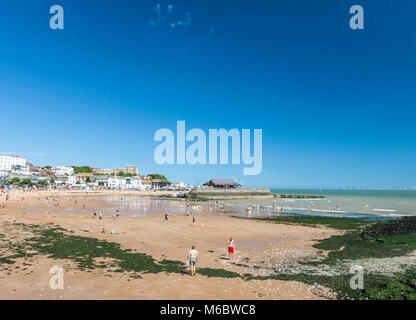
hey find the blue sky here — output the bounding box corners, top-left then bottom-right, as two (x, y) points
(1, 0), (415, 188)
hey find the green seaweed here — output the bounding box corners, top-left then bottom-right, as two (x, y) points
(245, 216), (416, 299)
(0, 223), (241, 279)
(252, 216), (374, 230)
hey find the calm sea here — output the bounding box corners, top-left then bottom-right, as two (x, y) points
(266, 189), (416, 217)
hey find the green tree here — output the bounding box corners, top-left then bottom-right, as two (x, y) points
(73, 166), (93, 174)
(86, 177), (91, 183)
(38, 180), (48, 187)
(20, 179), (33, 186)
(148, 174), (171, 185)
(7, 177), (21, 185)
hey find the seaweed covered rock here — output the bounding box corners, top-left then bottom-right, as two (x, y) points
(362, 217), (416, 240)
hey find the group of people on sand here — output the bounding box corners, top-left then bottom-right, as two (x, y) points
(186, 238), (235, 276)
(94, 208), (120, 235)
(162, 201), (237, 276)
(165, 210), (197, 225)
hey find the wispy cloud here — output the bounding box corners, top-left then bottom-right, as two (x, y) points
(0, 152), (48, 157)
(170, 12), (191, 28)
(149, 3), (175, 27)
(149, 3), (192, 29)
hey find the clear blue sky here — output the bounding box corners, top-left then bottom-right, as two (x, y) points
(1, 0), (415, 188)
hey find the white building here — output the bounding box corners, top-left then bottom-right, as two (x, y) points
(52, 166), (74, 176)
(11, 165), (30, 175)
(0, 155), (29, 174)
(0, 171), (8, 185)
(170, 181), (187, 190)
(68, 175), (76, 186)
(108, 176), (143, 190)
(94, 175), (109, 187)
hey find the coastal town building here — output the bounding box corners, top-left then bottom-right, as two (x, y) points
(94, 175), (109, 187)
(76, 173), (94, 183)
(0, 156), (167, 192)
(10, 165), (30, 175)
(108, 176), (143, 190)
(29, 165), (42, 175)
(140, 175), (152, 187)
(169, 181), (188, 190)
(0, 174), (7, 185)
(113, 168), (127, 175)
(68, 175), (76, 185)
(100, 165), (138, 176)
(203, 178), (241, 188)
(0, 155), (29, 175)
(152, 179), (167, 190)
(52, 166), (74, 176)
(126, 165), (138, 175)
(55, 175), (69, 185)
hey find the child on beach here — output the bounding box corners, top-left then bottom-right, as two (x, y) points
(192, 215), (196, 225)
(165, 212), (169, 222)
(227, 238), (235, 261)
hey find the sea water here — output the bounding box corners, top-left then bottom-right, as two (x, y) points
(225, 189), (416, 219)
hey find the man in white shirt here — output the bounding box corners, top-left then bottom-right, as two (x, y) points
(188, 245), (198, 276)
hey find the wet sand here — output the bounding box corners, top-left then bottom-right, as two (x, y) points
(0, 190), (340, 300)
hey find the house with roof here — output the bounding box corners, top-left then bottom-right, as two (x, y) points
(94, 175), (109, 187)
(203, 178), (242, 188)
(108, 176), (143, 190)
(76, 173), (94, 183)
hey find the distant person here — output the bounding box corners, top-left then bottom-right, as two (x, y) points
(192, 215), (196, 225)
(165, 212), (169, 222)
(227, 238), (235, 261)
(188, 245), (198, 276)
(278, 206), (283, 216)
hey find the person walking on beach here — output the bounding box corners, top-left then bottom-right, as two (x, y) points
(165, 211), (169, 222)
(188, 245), (198, 276)
(192, 215), (196, 225)
(227, 238), (235, 261)
(247, 205), (252, 217)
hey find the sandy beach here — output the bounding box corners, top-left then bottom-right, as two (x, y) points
(0, 190), (340, 300)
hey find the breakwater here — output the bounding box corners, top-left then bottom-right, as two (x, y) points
(187, 188), (273, 200)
